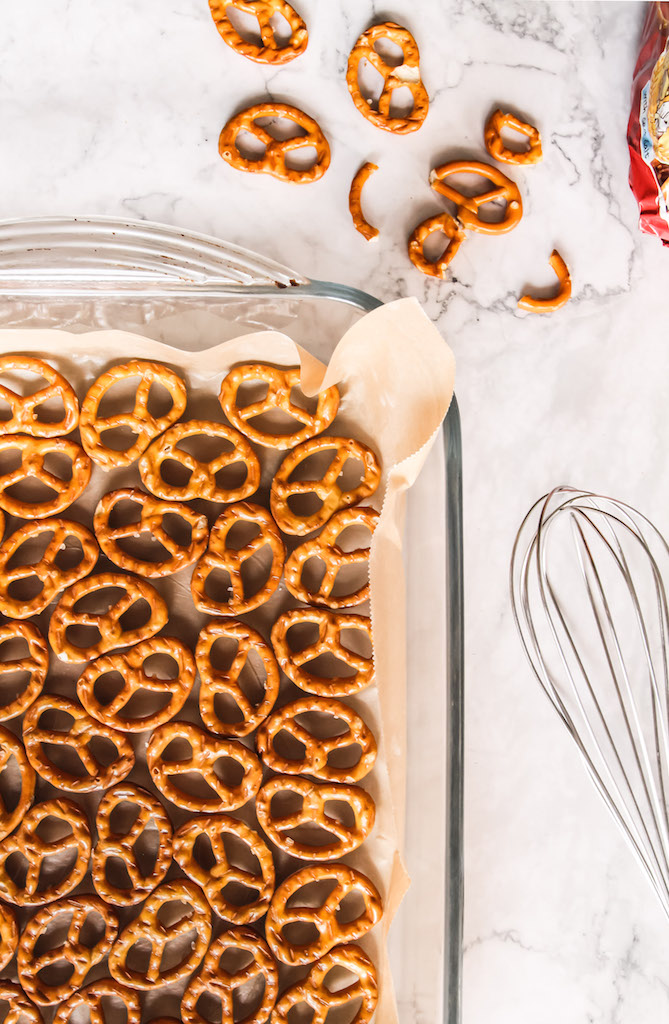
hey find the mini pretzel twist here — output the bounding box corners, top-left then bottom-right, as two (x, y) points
(0, 518), (98, 619)
(79, 360), (187, 469)
(0, 621), (48, 721)
(271, 608), (374, 696)
(518, 249), (572, 313)
(196, 620), (280, 738)
(77, 636), (196, 732)
(48, 572), (169, 663)
(147, 722), (262, 812)
(0, 356), (79, 437)
(191, 502), (285, 616)
(284, 506), (378, 608)
(0, 726), (35, 840)
(408, 211), (467, 278)
(271, 944), (378, 1024)
(17, 894), (118, 1005)
(255, 775), (376, 860)
(181, 927), (278, 1024)
(139, 420), (260, 503)
(271, 436), (381, 536)
(0, 983), (42, 1024)
(209, 0), (307, 64)
(346, 23), (429, 134)
(0, 904), (18, 971)
(0, 799), (91, 906)
(484, 109), (543, 165)
(429, 160), (523, 234)
(94, 488), (209, 577)
(256, 696), (377, 783)
(22, 694), (135, 792)
(92, 783), (173, 906)
(173, 814), (275, 924)
(266, 864), (382, 965)
(52, 980), (141, 1024)
(219, 363), (339, 449)
(0, 436), (91, 519)
(108, 880), (211, 990)
(219, 104), (331, 184)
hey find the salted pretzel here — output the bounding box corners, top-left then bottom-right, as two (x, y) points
(92, 783), (173, 906)
(77, 636), (196, 732)
(271, 608), (374, 696)
(0, 983), (43, 1024)
(284, 506), (378, 608)
(0, 726), (35, 840)
(79, 360), (187, 469)
(181, 927), (278, 1024)
(0, 904), (17, 971)
(347, 23), (428, 134)
(48, 573), (168, 663)
(255, 775), (375, 859)
(218, 103), (330, 184)
(139, 420), (260, 503)
(430, 160), (523, 234)
(52, 980), (141, 1024)
(196, 620), (280, 738)
(272, 944), (378, 1024)
(518, 249), (572, 313)
(0, 356), (79, 437)
(94, 488), (209, 577)
(173, 814), (275, 924)
(408, 211), (467, 278)
(349, 162), (379, 241)
(147, 721), (262, 812)
(0, 621), (48, 721)
(256, 696), (377, 783)
(219, 363), (339, 450)
(209, 0), (307, 63)
(0, 799), (91, 906)
(484, 109), (543, 165)
(191, 502), (285, 615)
(17, 894), (118, 1005)
(0, 518), (98, 619)
(108, 880), (211, 989)
(271, 436), (381, 536)
(0, 436), (91, 519)
(23, 694), (134, 792)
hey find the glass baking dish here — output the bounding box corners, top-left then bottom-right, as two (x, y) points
(0, 216), (463, 1024)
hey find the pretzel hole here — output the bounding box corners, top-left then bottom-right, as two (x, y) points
(281, 919), (320, 946)
(165, 769), (222, 804)
(160, 458), (193, 488)
(286, 491), (324, 517)
(34, 957), (75, 989)
(133, 826), (162, 877)
(294, 710), (349, 740)
(89, 733), (124, 767)
(5, 477), (60, 506)
(66, 994), (132, 1024)
(357, 58), (386, 105)
(214, 461), (253, 492)
(339, 627), (372, 659)
(210, 640), (268, 698)
(36, 841), (79, 893)
(6, 576), (44, 603)
(178, 435), (235, 461)
(222, 831), (263, 878)
(420, 225), (455, 266)
(256, 114), (307, 144)
(388, 84), (416, 119)
(324, 800), (356, 829)
(497, 120), (534, 153)
(65, 624), (103, 650)
(225, 6), (263, 45)
(99, 426), (140, 452)
(41, 742), (90, 779)
(298, 652), (357, 680)
(72, 585), (128, 615)
(0, 753), (23, 812)
(0, 665), (32, 706)
(103, 855), (134, 893)
(119, 597), (152, 632)
(285, 145), (318, 173)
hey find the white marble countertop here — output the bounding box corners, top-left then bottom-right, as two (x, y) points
(2, 0), (668, 1020)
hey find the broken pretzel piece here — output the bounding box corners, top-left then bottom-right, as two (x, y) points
(349, 162), (379, 241)
(518, 249), (571, 313)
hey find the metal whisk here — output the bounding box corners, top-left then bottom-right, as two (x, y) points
(510, 486), (669, 919)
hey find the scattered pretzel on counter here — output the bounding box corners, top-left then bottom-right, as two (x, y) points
(0, 906), (17, 972)
(430, 160), (523, 234)
(0, 726), (35, 841)
(0, 622), (48, 721)
(219, 103), (331, 183)
(408, 211), (468, 278)
(285, 505), (378, 608)
(0, 436), (91, 519)
(349, 162), (379, 240)
(347, 23), (429, 134)
(271, 944), (378, 1024)
(518, 249), (572, 313)
(0, 982), (42, 1024)
(484, 109), (543, 165)
(272, 607), (374, 696)
(181, 928), (278, 1024)
(52, 981), (141, 1024)
(208, 0), (308, 63)
(0, 356), (79, 436)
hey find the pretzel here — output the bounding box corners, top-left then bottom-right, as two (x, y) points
(94, 488), (209, 577)
(208, 0), (307, 63)
(0, 983), (43, 1024)
(79, 360), (187, 469)
(139, 420), (260, 503)
(191, 502), (285, 616)
(108, 880), (211, 989)
(196, 620), (280, 738)
(219, 103), (330, 184)
(484, 109), (542, 166)
(0, 436), (91, 519)
(147, 721), (262, 812)
(77, 636), (196, 732)
(256, 696), (377, 783)
(219, 363), (339, 449)
(349, 162), (379, 241)
(17, 894), (118, 1005)
(0, 904), (17, 971)
(408, 211), (467, 278)
(518, 249), (572, 313)
(0, 356), (79, 437)
(23, 694), (134, 792)
(430, 160), (523, 234)
(284, 506), (378, 608)
(271, 436), (381, 536)
(255, 775), (375, 859)
(92, 783), (173, 906)
(181, 927), (278, 1024)
(0, 726), (35, 840)
(0, 799), (91, 906)
(272, 944), (378, 1024)
(0, 518), (98, 619)
(52, 980), (141, 1024)
(48, 572), (168, 663)
(173, 814), (275, 924)
(271, 608), (374, 696)
(346, 23), (429, 134)
(0, 621), (48, 721)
